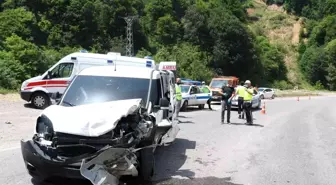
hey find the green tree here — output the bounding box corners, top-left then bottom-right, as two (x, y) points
(324, 39), (336, 90)
(0, 7), (34, 42)
(155, 42), (213, 81)
(300, 46), (327, 85)
(308, 15), (336, 47)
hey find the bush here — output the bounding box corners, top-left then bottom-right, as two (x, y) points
(272, 80), (294, 90)
(313, 80), (325, 90)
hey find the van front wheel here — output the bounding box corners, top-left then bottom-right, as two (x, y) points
(31, 92), (50, 109)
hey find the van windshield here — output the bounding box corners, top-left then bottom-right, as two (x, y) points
(61, 75), (160, 107)
(210, 80), (228, 88)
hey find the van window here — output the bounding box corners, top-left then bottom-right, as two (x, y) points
(50, 63), (74, 79)
(61, 75), (160, 107)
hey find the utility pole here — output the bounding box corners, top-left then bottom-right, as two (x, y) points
(122, 16), (138, 57)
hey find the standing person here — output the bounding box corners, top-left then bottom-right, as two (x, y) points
(174, 78), (183, 120)
(219, 83), (235, 124)
(200, 81), (213, 110)
(235, 81), (246, 119)
(243, 80), (254, 125)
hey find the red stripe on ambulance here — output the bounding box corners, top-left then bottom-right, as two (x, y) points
(27, 80), (68, 87)
(24, 85), (68, 91)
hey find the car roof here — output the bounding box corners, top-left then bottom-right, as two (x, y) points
(78, 65), (160, 79)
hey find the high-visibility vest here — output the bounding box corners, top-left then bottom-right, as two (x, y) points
(200, 86), (210, 93)
(244, 87), (253, 101)
(236, 86), (246, 97)
(175, 84), (182, 101)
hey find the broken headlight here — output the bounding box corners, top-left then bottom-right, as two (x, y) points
(35, 115), (54, 141)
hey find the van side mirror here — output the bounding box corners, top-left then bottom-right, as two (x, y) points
(47, 71), (52, 79)
(51, 92), (61, 100)
(165, 92), (170, 99)
(159, 98), (170, 109)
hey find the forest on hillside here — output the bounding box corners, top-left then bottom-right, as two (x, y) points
(0, 0), (334, 90)
(266, 0), (336, 90)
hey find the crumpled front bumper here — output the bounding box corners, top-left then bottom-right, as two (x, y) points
(21, 139), (143, 184)
(20, 140), (85, 180)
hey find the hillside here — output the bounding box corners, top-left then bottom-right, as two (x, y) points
(246, 0), (306, 88)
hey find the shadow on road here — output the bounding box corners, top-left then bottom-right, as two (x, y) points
(24, 103), (35, 109)
(31, 177), (91, 185)
(182, 107), (212, 112)
(154, 177), (243, 185)
(153, 138), (196, 181)
(178, 115), (189, 118)
(229, 122), (264, 127)
(178, 120), (194, 124)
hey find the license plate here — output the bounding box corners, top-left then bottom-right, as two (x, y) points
(232, 102), (238, 105)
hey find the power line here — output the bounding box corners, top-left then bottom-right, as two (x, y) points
(122, 16), (138, 57)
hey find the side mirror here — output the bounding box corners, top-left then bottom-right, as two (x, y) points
(47, 71), (52, 79)
(159, 98), (170, 109)
(51, 92), (61, 100)
(165, 92), (170, 99)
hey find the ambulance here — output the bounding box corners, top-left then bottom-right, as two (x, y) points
(20, 51), (156, 109)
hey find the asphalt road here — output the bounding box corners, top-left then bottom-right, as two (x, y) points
(1, 95), (336, 185)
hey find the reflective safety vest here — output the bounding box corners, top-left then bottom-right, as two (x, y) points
(236, 86), (246, 97)
(200, 86), (210, 93)
(244, 87), (253, 101)
(175, 84), (182, 101)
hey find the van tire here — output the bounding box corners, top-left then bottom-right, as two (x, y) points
(139, 147), (155, 182)
(31, 92), (50, 109)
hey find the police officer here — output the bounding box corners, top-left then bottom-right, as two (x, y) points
(243, 80), (254, 125)
(174, 78), (183, 120)
(235, 81), (245, 119)
(219, 83), (235, 124)
(200, 81), (213, 110)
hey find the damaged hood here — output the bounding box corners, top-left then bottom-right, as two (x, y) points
(41, 99), (142, 137)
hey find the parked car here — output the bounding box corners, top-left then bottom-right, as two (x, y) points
(180, 85), (212, 111)
(231, 88), (261, 109)
(258, 87), (275, 99)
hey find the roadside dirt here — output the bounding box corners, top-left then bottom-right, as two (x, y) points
(0, 97), (41, 149)
(292, 18), (302, 45)
(267, 4), (285, 12)
(0, 93), (21, 102)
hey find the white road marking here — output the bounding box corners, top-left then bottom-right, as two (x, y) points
(0, 146), (20, 153)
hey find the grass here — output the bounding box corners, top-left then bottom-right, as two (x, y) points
(274, 89), (320, 97)
(0, 88), (17, 95)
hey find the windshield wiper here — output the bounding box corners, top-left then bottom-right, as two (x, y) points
(62, 101), (75, 107)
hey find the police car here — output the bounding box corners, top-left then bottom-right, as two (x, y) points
(180, 84), (211, 111)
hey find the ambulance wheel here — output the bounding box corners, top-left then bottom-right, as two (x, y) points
(181, 101), (188, 111)
(198, 104), (205, 109)
(31, 92), (50, 109)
